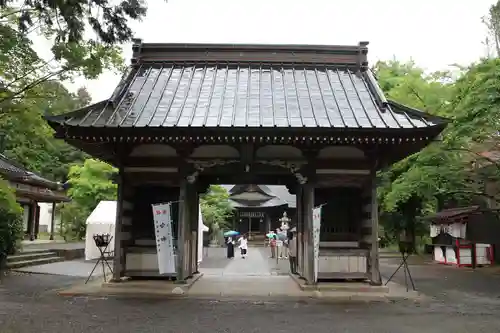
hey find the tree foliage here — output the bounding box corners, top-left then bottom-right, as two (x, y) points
(0, 177), (23, 269)
(377, 57), (500, 247)
(200, 185), (234, 233)
(0, 22), (125, 104)
(0, 0), (149, 248)
(60, 159), (117, 240)
(483, 0), (500, 57)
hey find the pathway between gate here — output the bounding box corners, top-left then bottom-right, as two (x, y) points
(189, 247), (301, 297)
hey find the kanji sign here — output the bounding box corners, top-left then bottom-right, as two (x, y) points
(152, 203), (176, 275)
(312, 206), (322, 283)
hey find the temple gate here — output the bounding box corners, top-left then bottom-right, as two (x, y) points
(45, 41), (447, 285)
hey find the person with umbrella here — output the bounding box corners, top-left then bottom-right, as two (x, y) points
(267, 230), (277, 258)
(224, 230), (239, 259)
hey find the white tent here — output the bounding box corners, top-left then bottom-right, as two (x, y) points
(198, 204), (209, 264)
(85, 201), (116, 261)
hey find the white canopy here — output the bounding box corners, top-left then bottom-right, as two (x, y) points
(85, 201), (116, 261)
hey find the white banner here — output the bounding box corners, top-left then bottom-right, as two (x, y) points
(152, 203), (176, 274)
(312, 206), (322, 283)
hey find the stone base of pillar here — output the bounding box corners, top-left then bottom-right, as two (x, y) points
(174, 279), (187, 285)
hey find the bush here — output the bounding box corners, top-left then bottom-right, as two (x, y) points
(0, 178), (23, 271)
(59, 202), (89, 241)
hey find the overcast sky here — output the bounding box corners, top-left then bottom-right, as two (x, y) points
(60, 0), (494, 102)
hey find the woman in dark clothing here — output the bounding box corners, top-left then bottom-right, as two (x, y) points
(227, 237), (235, 258)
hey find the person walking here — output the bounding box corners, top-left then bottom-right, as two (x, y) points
(226, 236), (235, 259)
(238, 234), (248, 259)
(269, 233), (277, 258)
(287, 231), (297, 274)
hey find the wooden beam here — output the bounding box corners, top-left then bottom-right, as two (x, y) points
(122, 171), (368, 187)
(123, 156), (372, 170)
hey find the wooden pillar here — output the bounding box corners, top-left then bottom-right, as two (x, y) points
(303, 183), (315, 285)
(34, 204), (40, 239)
(265, 214), (270, 234)
(369, 168), (382, 285)
(296, 186), (304, 276)
(187, 184), (198, 277)
(29, 201), (36, 241)
(177, 180), (194, 283)
(112, 169), (124, 281)
(49, 202), (56, 240)
(192, 193), (200, 274)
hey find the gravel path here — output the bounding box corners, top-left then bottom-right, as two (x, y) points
(1, 295), (500, 332)
(2, 250), (500, 332)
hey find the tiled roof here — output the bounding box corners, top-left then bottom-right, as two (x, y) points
(0, 154), (28, 176)
(0, 154), (62, 190)
(222, 185), (296, 209)
(427, 206), (480, 223)
(46, 63), (446, 130)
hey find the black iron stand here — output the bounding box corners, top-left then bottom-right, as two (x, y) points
(85, 235), (114, 284)
(384, 251), (416, 292)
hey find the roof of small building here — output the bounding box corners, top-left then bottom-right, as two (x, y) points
(221, 184), (296, 209)
(425, 206), (481, 224)
(45, 42), (447, 133)
(0, 154), (67, 194)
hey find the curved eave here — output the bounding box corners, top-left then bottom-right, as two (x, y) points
(387, 100), (450, 127)
(229, 198), (288, 209)
(44, 100), (110, 129)
(15, 188), (71, 203)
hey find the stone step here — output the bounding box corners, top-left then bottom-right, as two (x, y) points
(17, 249), (54, 255)
(6, 256), (65, 269)
(7, 251), (58, 263)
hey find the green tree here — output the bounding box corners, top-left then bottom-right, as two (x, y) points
(377, 58), (500, 249)
(482, 0), (500, 57)
(0, 23), (125, 104)
(0, 177), (23, 270)
(60, 159), (117, 240)
(374, 60), (458, 249)
(0, 80), (88, 181)
(0, 0), (149, 103)
(200, 185), (234, 233)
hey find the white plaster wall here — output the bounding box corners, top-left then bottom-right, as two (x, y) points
(38, 203), (60, 233)
(433, 246), (445, 263)
(445, 246), (457, 264)
(459, 248), (472, 265)
(476, 244), (492, 265)
(22, 204), (30, 232)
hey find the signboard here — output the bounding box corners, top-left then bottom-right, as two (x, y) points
(152, 203), (176, 274)
(312, 206), (322, 283)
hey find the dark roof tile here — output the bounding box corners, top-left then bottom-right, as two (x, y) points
(47, 63), (446, 130)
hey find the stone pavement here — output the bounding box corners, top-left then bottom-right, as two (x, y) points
(15, 259), (113, 278)
(13, 259), (113, 278)
(192, 246), (302, 297)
